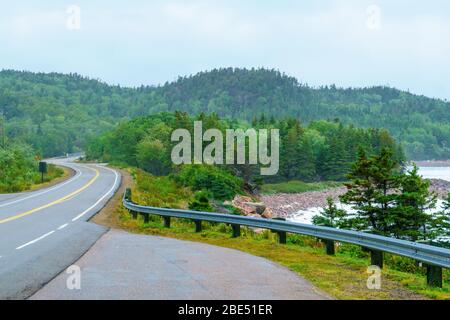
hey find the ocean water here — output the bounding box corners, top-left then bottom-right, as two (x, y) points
(417, 166), (450, 182)
(289, 167), (449, 224)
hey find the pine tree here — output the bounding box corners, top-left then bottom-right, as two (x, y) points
(319, 136), (348, 181)
(312, 197), (347, 228)
(340, 148), (400, 235)
(432, 193), (450, 240)
(297, 137), (316, 181)
(393, 165), (437, 241)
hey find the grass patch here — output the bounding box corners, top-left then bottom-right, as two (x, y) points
(261, 180), (343, 194)
(130, 168), (193, 208)
(28, 164), (68, 191)
(1, 164), (68, 193)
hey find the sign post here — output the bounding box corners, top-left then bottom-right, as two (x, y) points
(39, 161), (47, 183)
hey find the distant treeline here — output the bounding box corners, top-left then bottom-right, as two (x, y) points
(86, 112), (404, 184)
(1, 68), (448, 159)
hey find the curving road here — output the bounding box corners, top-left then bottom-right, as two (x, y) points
(0, 159), (120, 299)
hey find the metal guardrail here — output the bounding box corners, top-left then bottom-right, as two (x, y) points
(123, 189), (450, 287)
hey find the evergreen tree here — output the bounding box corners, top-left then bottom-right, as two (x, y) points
(432, 194), (450, 240)
(319, 136), (348, 181)
(340, 148), (400, 235)
(393, 165), (437, 241)
(297, 136), (316, 181)
(312, 197), (347, 228)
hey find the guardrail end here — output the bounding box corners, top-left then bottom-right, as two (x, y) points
(124, 188), (132, 202)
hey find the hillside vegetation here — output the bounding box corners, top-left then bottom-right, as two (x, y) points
(87, 112), (403, 185)
(1, 68), (449, 159)
(0, 144), (64, 192)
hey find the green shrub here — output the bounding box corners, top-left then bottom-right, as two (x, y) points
(189, 191), (213, 212)
(133, 169), (193, 209)
(0, 144), (39, 192)
(173, 165), (243, 200)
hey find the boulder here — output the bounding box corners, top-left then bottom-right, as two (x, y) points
(242, 202), (266, 215)
(261, 208), (273, 219)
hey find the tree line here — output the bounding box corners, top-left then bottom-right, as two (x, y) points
(86, 111), (404, 187)
(1, 68), (448, 159)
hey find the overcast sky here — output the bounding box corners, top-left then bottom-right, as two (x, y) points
(1, 0), (449, 100)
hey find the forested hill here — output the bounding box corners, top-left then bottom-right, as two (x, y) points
(1, 68), (449, 159)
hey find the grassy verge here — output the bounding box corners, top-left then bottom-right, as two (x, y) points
(94, 168), (450, 300)
(28, 165), (71, 191)
(0, 164), (69, 194)
(261, 180), (343, 194)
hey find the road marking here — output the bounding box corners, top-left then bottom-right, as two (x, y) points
(0, 167), (100, 225)
(8, 165), (118, 253)
(16, 231), (55, 250)
(57, 223), (69, 230)
(0, 164), (82, 209)
(72, 166), (119, 222)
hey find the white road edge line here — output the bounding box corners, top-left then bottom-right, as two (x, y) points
(16, 231), (55, 250)
(57, 223), (69, 230)
(0, 164), (83, 208)
(72, 166), (119, 222)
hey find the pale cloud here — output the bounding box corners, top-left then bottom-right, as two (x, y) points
(0, 0), (449, 100)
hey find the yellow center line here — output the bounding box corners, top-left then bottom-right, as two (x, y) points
(0, 166), (100, 225)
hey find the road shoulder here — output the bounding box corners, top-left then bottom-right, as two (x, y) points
(30, 229), (331, 300)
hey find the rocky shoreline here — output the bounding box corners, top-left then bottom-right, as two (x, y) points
(414, 160), (450, 167)
(258, 179), (450, 219)
(429, 179), (450, 199)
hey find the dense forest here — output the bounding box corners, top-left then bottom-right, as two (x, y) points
(1, 68), (449, 159)
(86, 112), (404, 186)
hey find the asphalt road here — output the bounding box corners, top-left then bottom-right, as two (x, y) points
(0, 159), (120, 299)
(31, 230), (331, 300)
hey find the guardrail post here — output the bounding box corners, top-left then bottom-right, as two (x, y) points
(370, 250), (384, 269)
(273, 217), (287, 244)
(131, 211), (138, 220)
(277, 231), (287, 244)
(232, 224), (241, 238)
(426, 265), (443, 288)
(125, 188), (132, 202)
(195, 220), (202, 233)
(324, 239), (335, 255)
(163, 216), (171, 228)
(143, 213), (150, 224)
